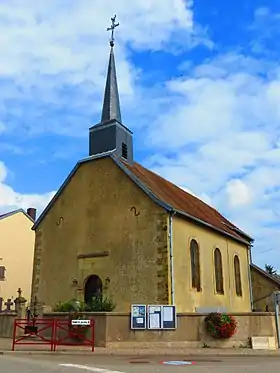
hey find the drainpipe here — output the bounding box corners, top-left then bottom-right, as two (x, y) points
(168, 211), (175, 305)
(226, 240), (232, 311)
(247, 244), (254, 311)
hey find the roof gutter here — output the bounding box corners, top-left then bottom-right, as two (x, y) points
(247, 243), (254, 311)
(168, 210), (176, 305)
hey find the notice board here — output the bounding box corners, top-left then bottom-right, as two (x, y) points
(148, 305), (177, 330)
(130, 304), (147, 330)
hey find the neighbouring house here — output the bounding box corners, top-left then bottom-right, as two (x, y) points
(250, 263), (280, 312)
(0, 208), (36, 307)
(31, 34), (254, 313)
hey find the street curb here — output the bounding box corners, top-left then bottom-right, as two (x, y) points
(1, 349), (280, 357)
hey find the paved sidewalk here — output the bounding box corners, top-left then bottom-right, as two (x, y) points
(1, 338), (280, 356)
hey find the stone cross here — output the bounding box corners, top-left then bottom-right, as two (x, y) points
(17, 288), (22, 298)
(4, 298), (13, 312)
(107, 15), (119, 47)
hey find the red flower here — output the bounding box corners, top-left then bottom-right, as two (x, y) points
(205, 313), (237, 339)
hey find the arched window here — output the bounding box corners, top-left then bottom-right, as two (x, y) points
(214, 248), (224, 294)
(234, 255), (242, 296)
(190, 239), (201, 290)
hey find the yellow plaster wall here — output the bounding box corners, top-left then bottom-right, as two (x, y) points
(250, 266), (280, 312)
(32, 157), (169, 311)
(172, 216), (251, 312)
(0, 212), (35, 302)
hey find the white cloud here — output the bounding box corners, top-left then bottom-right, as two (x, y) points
(0, 161), (55, 214)
(144, 52), (280, 268)
(0, 0), (205, 139)
(0, 0), (202, 215)
(0, 0), (196, 81)
(225, 179), (252, 207)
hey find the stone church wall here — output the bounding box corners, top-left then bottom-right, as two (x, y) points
(31, 157), (169, 311)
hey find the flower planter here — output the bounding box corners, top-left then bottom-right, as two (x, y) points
(205, 312), (237, 339)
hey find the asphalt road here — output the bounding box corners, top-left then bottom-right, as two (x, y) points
(1, 353), (280, 373)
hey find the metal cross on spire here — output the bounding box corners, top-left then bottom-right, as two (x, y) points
(107, 15), (119, 47)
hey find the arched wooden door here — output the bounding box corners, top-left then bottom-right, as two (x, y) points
(84, 275), (103, 305)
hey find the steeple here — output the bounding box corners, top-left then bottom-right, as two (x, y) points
(89, 15), (133, 164)
(101, 46), (122, 123)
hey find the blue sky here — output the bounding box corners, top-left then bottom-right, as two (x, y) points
(0, 0), (279, 270)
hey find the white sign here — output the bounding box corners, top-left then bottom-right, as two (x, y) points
(71, 319), (91, 326)
(149, 313), (160, 329)
(163, 306), (173, 322)
(149, 306), (161, 313)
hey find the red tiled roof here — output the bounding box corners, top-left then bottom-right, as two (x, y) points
(122, 160), (252, 243)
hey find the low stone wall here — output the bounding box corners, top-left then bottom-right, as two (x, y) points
(42, 312), (277, 348)
(0, 313), (17, 338)
(0, 311), (276, 348)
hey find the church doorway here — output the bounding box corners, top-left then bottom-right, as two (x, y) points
(84, 275), (103, 305)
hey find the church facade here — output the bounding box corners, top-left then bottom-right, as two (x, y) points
(31, 24), (253, 313)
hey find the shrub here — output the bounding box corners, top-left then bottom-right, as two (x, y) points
(85, 296), (116, 312)
(53, 299), (86, 313)
(53, 296), (115, 313)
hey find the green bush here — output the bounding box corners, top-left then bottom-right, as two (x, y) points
(53, 299), (86, 312)
(85, 296), (116, 312)
(53, 296), (115, 313)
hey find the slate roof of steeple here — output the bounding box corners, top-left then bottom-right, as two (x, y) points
(100, 46), (122, 123)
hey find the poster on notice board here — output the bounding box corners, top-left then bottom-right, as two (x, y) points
(147, 305), (177, 330)
(130, 304), (147, 329)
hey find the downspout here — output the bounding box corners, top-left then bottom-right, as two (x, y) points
(226, 240), (232, 310)
(247, 244), (254, 311)
(169, 211), (175, 305)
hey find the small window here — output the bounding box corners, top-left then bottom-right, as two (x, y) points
(122, 142), (128, 159)
(234, 255), (242, 296)
(214, 248), (224, 294)
(0, 266), (6, 281)
(190, 239), (201, 290)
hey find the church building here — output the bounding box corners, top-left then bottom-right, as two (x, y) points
(31, 18), (254, 313)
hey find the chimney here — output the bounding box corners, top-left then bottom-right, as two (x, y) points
(27, 208), (37, 221)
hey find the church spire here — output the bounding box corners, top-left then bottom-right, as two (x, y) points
(89, 15), (133, 165)
(101, 15), (121, 123)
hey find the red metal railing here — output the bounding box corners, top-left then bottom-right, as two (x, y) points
(53, 319), (95, 352)
(12, 318), (95, 352)
(12, 319), (55, 351)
